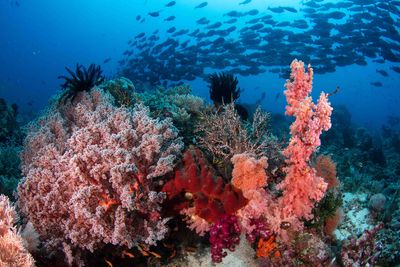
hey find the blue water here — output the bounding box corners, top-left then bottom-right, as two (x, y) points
(0, 0), (399, 130)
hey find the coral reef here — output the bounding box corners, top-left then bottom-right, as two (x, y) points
(162, 59), (336, 264)
(340, 223), (384, 266)
(18, 88), (183, 258)
(11, 58), (397, 266)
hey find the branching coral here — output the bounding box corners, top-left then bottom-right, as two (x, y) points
(196, 104), (270, 161)
(209, 215), (241, 263)
(0, 194), (35, 267)
(234, 60), (333, 243)
(18, 88), (183, 254)
(278, 59), (332, 228)
(162, 147), (247, 235)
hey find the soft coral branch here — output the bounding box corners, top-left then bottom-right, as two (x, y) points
(162, 147), (247, 235)
(278, 59), (332, 225)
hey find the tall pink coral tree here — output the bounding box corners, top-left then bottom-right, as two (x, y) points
(278, 59), (333, 229)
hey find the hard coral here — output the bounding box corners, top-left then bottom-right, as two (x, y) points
(196, 104), (270, 161)
(18, 88), (183, 254)
(162, 147), (247, 233)
(100, 77), (137, 107)
(138, 85), (205, 145)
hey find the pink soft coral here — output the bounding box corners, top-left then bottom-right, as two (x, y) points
(236, 59), (332, 241)
(0, 194), (35, 267)
(18, 88), (183, 253)
(278, 59), (332, 225)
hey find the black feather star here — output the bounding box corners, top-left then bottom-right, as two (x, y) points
(58, 63), (104, 103)
(208, 72), (241, 106)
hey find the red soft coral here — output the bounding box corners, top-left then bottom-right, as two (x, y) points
(162, 147), (247, 234)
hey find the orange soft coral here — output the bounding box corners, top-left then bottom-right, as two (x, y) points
(231, 153), (268, 192)
(256, 236), (280, 258)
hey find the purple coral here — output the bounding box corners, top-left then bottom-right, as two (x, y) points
(17, 88), (183, 253)
(209, 215), (241, 263)
(341, 223), (384, 267)
(245, 218), (271, 244)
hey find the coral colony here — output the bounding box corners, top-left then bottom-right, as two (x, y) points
(0, 60), (384, 266)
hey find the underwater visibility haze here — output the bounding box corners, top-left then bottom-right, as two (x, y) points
(0, 0), (400, 266)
